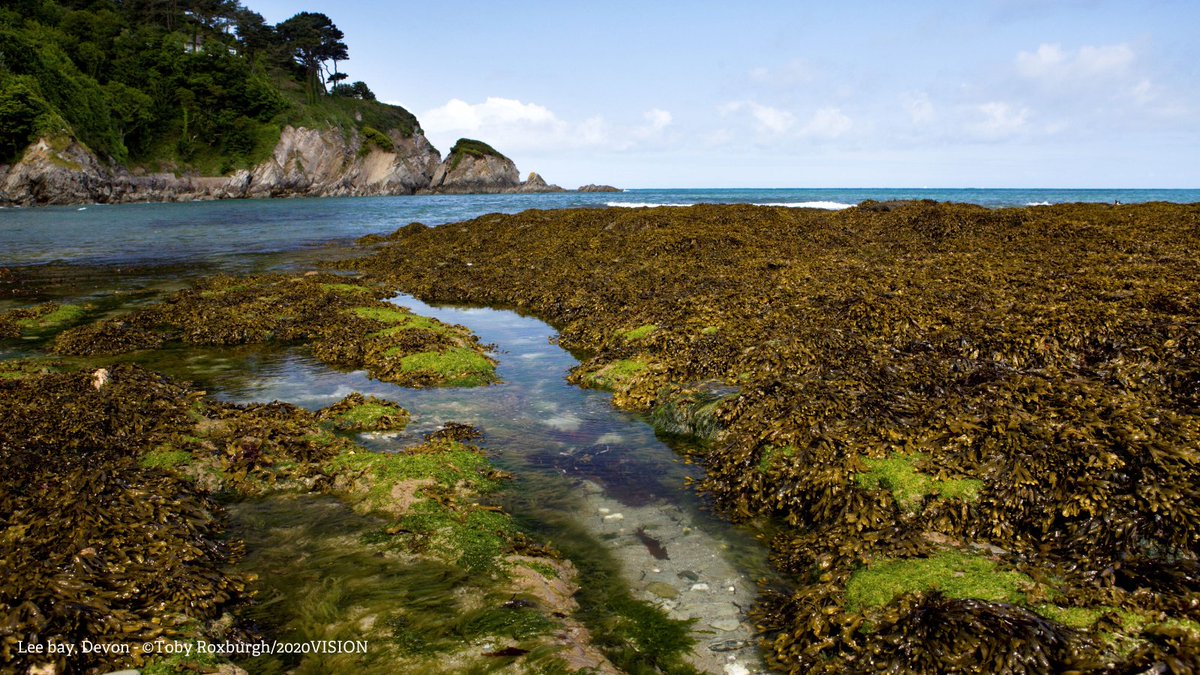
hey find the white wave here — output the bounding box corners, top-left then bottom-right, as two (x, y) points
(605, 201), (696, 208)
(1025, 201), (1053, 206)
(754, 201), (853, 210)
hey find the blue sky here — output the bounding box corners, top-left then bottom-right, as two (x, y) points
(250, 0), (1198, 189)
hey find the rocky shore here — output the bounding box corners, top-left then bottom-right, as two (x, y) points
(344, 201), (1200, 672)
(0, 268), (700, 674)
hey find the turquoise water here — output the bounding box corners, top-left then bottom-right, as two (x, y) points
(1, 188), (1196, 268)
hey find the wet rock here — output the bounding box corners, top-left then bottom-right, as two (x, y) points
(645, 582), (679, 599)
(709, 618), (741, 632)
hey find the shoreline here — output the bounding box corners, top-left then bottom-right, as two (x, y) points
(2, 201), (1198, 673)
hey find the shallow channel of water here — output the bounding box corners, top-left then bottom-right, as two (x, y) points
(164, 293), (774, 673)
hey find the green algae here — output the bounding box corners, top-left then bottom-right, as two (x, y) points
(14, 303), (86, 331)
(350, 306), (413, 323)
(322, 282), (375, 296)
(0, 357), (68, 380)
(580, 358), (647, 391)
(399, 501), (515, 573)
(622, 324), (657, 341)
(855, 454), (983, 511)
(52, 273), (497, 387)
(317, 393), (410, 432)
(756, 445), (795, 474)
(393, 347), (497, 387)
(229, 494), (543, 675)
(1, 302), (88, 338)
(329, 442), (497, 505)
(648, 385), (732, 443)
(327, 440), (519, 573)
(142, 644), (220, 675)
(139, 446), (194, 470)
(845, 551), (1033, 613)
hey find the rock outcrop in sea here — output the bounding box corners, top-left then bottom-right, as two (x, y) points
(577, 184), (621, 193)
(0, 128), (564, 206)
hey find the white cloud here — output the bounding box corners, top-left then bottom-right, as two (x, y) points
(901, 92), (935, 124)
(973, 101), (1030, 137)
(1016, 43), (1135, 82)
(419, 98), (682, 157)
(720, 102), (852, 140)
(644, 108), (673, 131)
(748, 58), (816, 86)
(422, 97), (562, 134)
(420, 97), (619, 154)
(720, 101), (796, 134)
(801, 107), (852, 138)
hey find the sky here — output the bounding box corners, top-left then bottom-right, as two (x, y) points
(248, 0), (1199, 189)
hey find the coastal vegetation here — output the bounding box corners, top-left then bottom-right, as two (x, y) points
(0, 0), (411, 174)
(345, 201), (1200, 672)
(446, 138), (503, 171)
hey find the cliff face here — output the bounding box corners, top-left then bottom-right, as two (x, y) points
(427, 151), (519, 194)
(229, 126), (441, 199)
(0, 128), (559, 206)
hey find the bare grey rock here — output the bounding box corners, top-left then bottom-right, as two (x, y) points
(512, 171), (565, 193)
(577, 184), (621, 192)
(427, 150), (519, 194)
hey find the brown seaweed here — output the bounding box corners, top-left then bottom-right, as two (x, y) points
(344, 201), (1200, 672)
(51, 272), (498, 387)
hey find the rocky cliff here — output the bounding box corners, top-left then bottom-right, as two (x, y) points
(0, 128), (561, 206)
(424, 139), (561, 195)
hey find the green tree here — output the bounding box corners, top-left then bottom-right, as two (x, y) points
(102, 81), (154, 152)
(0, 76), (51, 161)
(332, 80), (375, 101)
(275, 11), (346, 102)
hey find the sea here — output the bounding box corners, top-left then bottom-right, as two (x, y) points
(1, 187), (1197, 268)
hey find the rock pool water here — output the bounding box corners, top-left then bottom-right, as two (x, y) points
(160, 293), (774, 673)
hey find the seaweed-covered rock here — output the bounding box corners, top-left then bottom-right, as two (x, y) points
(317, 392), (410, 431)
(0, 367), (248, 674)
(345, 201), (1200, 671)
(51, 273), (498, 387)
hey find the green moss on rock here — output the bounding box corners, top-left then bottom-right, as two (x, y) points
(856, 453), (983, 511)
(846, 551), (1033, 613)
